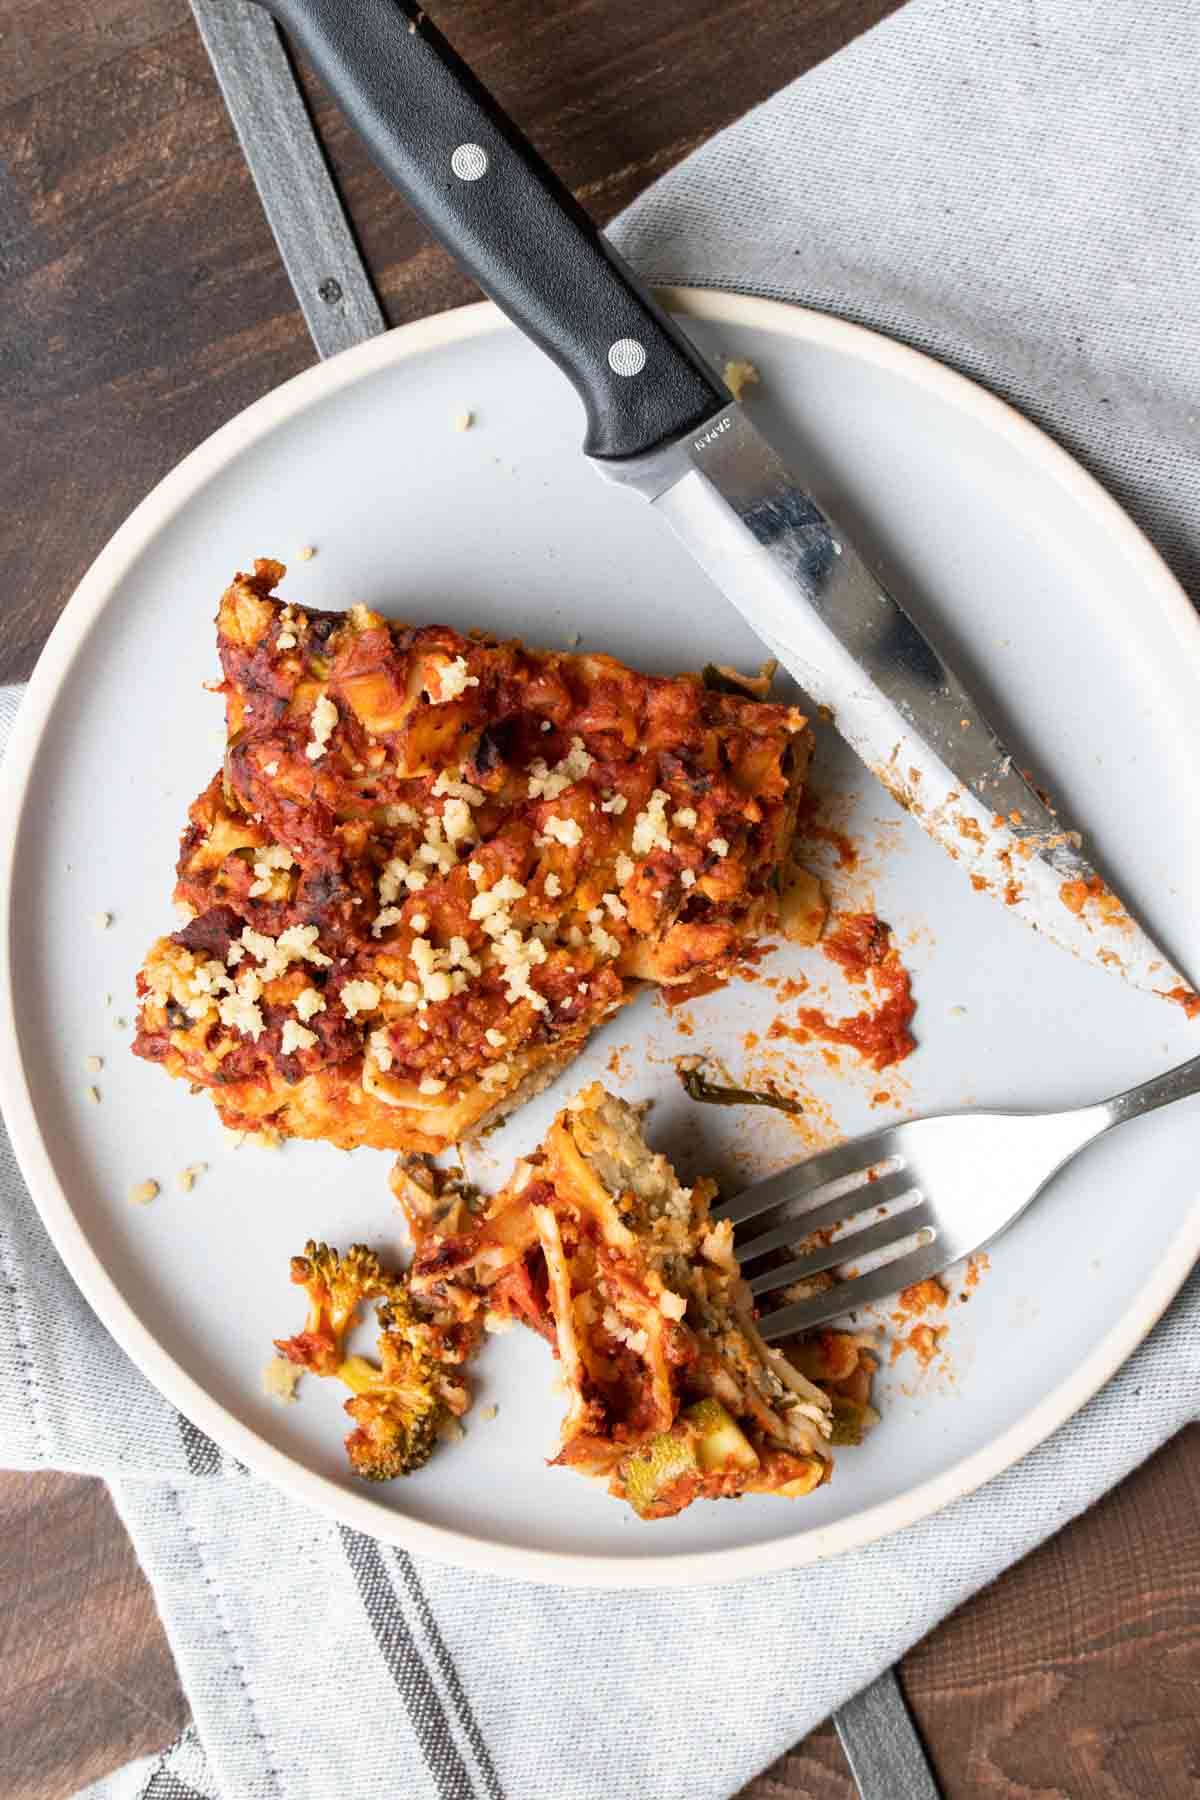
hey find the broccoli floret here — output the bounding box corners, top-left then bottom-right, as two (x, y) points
(275, 1243), (470, 1480)
(274, 1240), (395, 1375)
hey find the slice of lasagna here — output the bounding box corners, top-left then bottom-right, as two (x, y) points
(397, 1084), (873, 1518)
(134, 560), (816, 1152)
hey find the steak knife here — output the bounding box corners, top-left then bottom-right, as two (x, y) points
(254, 0), (1192, 1001)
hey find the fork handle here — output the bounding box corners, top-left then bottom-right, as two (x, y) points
(1099, 1050), (1200, 1130)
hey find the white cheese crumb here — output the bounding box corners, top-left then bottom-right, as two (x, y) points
(540, 719), (552, 732)
(631, 789), (671, 855)
(600, 793), (627, 815)
(383, 802), (420, 828)
(680, 869), (696, 888)
(659, 1289), (687, 1321)
(467, 860), (484, 882)
(409, 913), (428, 934)
(340, 980), (381, 1018)
(441, 796), (475, 843)
(275, 630), (297, 650)
(427, 655), (479, 702)
(479, 1061), (511, 1089)
(602, 892), (627, 919)
(710, 837), (730, 858)
(305, 692), (339, 762)
(589, 922), (621, 959)
(218, 991), (266, 1040)
(176, 1163), (206, 1193)
(527, 736), (593, 801)
(128, 1180), (159, 1207)
(419, 1076), (447, 1095)
(294, 987), (325, 1022)
(543, 872), (562, 898)
(543, 815), (583, 848)
(368, 1027), (393, 1071)
(672, 807), (698, 830)
(85, 1054), (103, 1073)
(263, 1356), (302, 1404)
(484, 1027), (507, 1048)
(95, 911), (113, 930)
(280, 1019), (318, 1055)
(615, 852), (635, 887)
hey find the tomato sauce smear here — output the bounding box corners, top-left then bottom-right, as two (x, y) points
(773, 911), (917, 1073)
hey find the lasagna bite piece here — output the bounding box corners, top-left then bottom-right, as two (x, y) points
(397, 1084), (870, 1518)
(134, 560), (814, 1152)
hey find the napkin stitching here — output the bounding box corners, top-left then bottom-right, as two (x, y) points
(0, 1221), (49, 1463)
(172, 1485), (287, 1798)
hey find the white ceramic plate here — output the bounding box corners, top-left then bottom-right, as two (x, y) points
(3, 292), (1199, 1588)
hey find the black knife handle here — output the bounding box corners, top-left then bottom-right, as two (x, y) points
(254, 0), (730, 460)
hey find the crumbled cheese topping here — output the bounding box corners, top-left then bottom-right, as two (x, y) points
(602, 1306), (648, 1357)
(632, 789), (672, 855)
(484, 1027), (507, 1048)
(426, 655), (479, 702)
(368, 1027), (393, 1071)
(480, 1061), (511, 1090)
(372, 907), (405, 938)
(602, 892), (627, 919)
(709, 837), (730, 858)
(305, 692), (338, 761)
(238, 924), (331, 980)
(248, 844), (295, 898)
(262, 1356), (301, 1404)
(383, 802), (419, 828)
(542, 815), (583, 848)
(340, 980), (381, 1018)
(218, 990), (266, 1040)
(409, 913), (428, 934)
(600, 793), (627, 815)
(527, 736), (592, 801)
(280, 1019), (318, 1055)
(276, 630), (297, 650)
(419, 1076), (447, 1095)
(589, 922), (621, 959)
(615, 853), (635, 887)
(295, 987), (325, 1022)
(544, 872), (562, 898)
(441, 796), (475, 844)
(378, 856), (429, 905)
(431, 768), (485, 804)
(493, 927), (548, 1009)
(672, 807), (697, 831)
(680, 869), (696, 888)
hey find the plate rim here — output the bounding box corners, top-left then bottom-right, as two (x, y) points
(3, 288), (1197, 1588)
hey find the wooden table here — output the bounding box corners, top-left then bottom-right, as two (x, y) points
(2, 2), (1197, 1794)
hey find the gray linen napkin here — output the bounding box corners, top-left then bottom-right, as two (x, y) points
(1, 1), (1197, 1795)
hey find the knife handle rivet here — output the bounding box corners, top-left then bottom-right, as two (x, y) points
(450, 143), (489, 181)
(607, 338), (647, 377)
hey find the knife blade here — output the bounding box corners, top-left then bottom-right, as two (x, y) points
(253, 0), (1194, 1001)
(595, 404), (1194, 996)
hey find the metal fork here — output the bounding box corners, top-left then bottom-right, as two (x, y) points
(718, 1053), (1200, 1341)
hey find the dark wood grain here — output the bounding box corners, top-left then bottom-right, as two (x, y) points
(0, 0), (905, 684)
(0, 1471), (188, 1800)
(4, 3), (1199, 1798)
(742, 1427), (1200, 1800)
